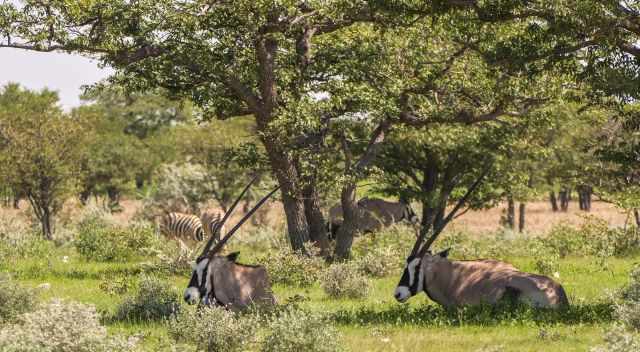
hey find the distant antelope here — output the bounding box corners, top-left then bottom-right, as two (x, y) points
(328, 197), (419, 238)
(184, 179), (278, 311)
(394, 231), (569, 308)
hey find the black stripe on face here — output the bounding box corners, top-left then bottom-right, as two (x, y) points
(409, 260), (421, 295)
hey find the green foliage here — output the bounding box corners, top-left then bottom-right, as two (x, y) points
(0, 300), (136, 352)
(0, 83), (85, 239)
(261, 307), (343, 352)
(114, 275), (179, 322)
(590, 325), (640, 352)
(321, 263), (371, 299)
(256, 246), (325, 287)
(0, 275), (39, 323)
(354, 246), (400, 278)
(75, 218), (158, 262)
(167, 306), (255, 352)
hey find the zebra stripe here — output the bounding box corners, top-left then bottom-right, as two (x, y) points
(160, 212), (204, 241)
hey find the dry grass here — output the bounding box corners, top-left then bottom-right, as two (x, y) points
(448, 200), (630, 235)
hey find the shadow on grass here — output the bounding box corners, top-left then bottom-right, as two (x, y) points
(331, 301), (614, 326)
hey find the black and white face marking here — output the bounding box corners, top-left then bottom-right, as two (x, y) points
(184, 257), (209, 305)
(394, 255), (423, 303)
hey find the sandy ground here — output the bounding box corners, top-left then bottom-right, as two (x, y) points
(0, 197), (631, 236)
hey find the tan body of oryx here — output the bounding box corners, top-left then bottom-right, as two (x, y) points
(202, 254), (276, 311)
(328, 197), (418, 237)
(416, 254), (568, 308)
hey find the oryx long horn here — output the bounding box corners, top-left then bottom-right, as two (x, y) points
(207, 185), (280, 257)
(200, 176), (259, 257)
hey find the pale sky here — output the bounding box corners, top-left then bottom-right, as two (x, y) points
(0, 48), (113, 110)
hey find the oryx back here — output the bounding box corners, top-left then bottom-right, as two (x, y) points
(208, 256), (276, 311)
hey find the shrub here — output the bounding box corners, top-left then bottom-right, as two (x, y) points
(114, 275), (180, 322)
(256, 246), (325, 287)
(142, 240), (198, 276)
(167, 305), (255, 352)
(591, 325), (640, 352)
(261, 307), (342, 352)
(615, 266), (640, 330)
(321, 263), (370, 299)
(355, 246), (400, 278)
(0, 276), (39, 323)
(0, 299), (136, 352)
(75, 219), (158, 262)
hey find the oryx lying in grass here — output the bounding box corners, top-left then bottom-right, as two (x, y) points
(394, 238), (569, 309)
(184, 179), (278, 311)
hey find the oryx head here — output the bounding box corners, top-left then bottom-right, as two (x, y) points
(184, 178), (279, 305)
(394, 248), (450, 303)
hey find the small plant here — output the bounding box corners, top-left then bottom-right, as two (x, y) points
(75, 219), (158, 262)
(0, 275), (39, 323)
(261, 307), (342, 352)
(355, 246), (400, 278)
(99, 275), (136, 296)
(321, 263), (370, 299)
(114, 275), (180, 322)
(0, 299), (136, 352)
(168, 305), (255, 352)
(256, 246), (324, 287)
(590, 325), (640, 352)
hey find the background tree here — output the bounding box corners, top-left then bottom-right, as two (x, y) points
(0, 83), (84, 239)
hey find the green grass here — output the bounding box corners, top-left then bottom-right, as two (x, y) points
(1, 244), (636, 351)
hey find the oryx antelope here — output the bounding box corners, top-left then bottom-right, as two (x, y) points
(328, 197), (419, 238)
(159, 212), (204, 242)
(184, 180), (278, 311)
(394, 235), (569, 308)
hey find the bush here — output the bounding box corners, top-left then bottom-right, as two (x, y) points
(261, 307), (342, 352)
(0, 276), (39, 323)
(114, 275), (180, 322)
(0, 300), (136, 352)
(168, 305), (255, 352)
(321, 263), (370, 299)
(256, 245), (325, 287)
(355, 246), (400, 278)
(591, 325), (640, 352)
(75, 218), (158, 262)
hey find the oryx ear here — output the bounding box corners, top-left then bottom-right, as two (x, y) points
(437, 248), (451, 258)
(227, 252), (240, 262)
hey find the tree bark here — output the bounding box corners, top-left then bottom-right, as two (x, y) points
(549, 191), (558, 212)
(506, 195), (515, 229)
(302, 183), (330, 257)
(559, 187), (570, 212)
(634, 209), (640, 228)
(518, 202), (526, 233)
(334, 183), (358, 260)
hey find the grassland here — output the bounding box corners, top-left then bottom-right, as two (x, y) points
(0, 200), (636, 351)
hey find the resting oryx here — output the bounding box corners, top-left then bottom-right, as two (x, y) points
(394, 236), (569, 308)
(327, 197), (419, 238)
(184, 179), (278, 311)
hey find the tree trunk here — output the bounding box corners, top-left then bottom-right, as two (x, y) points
(506, 195), (515, 229)
(634, 209), (640, 228)
(260, 136), (310, 252)
(559, 187), (570, 212)
(334, 183), (358, 261)
(135, 175), (145, 190)
(302, 184), (330, 257)
(549, 191), (558, 212)
(106, 186), (120, 209)
(41, 206), (53, 240)
(578, 185), (592, 212)
(518, 202), (526, 233)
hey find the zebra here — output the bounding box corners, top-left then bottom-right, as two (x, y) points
(200, 209), (224, 243)
(159, 212), (205, 242)
(184, 179), (279, 311)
